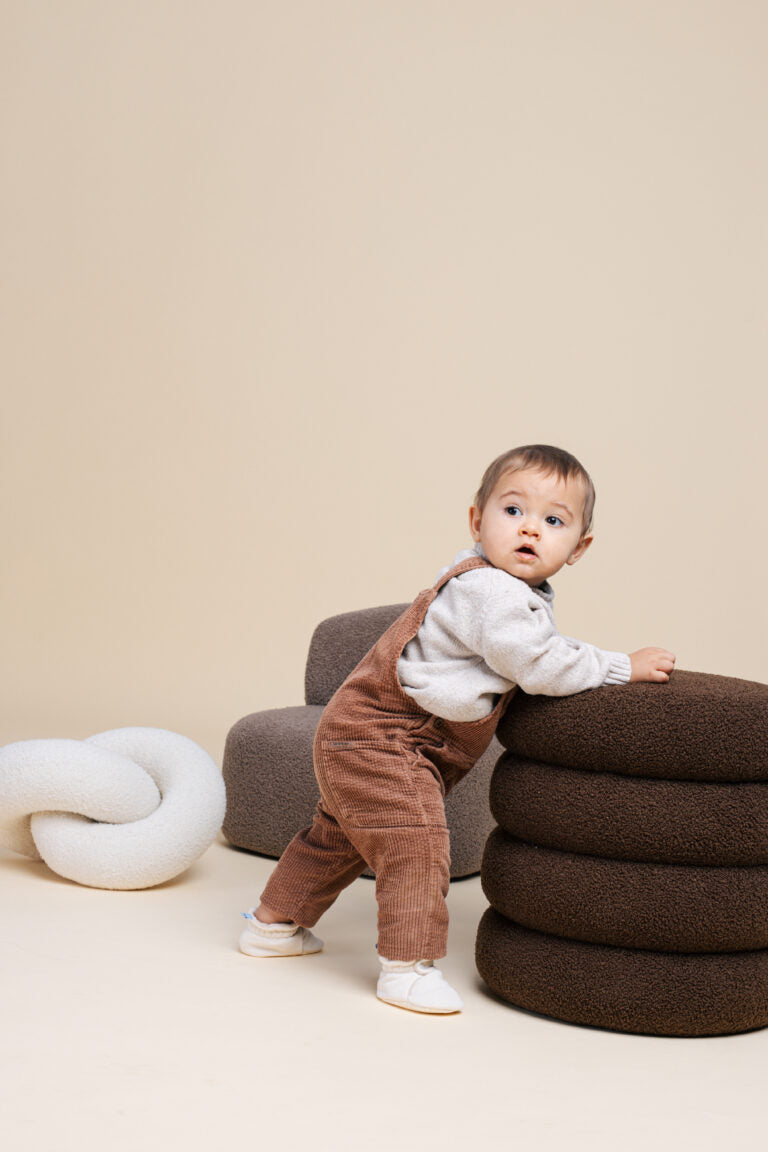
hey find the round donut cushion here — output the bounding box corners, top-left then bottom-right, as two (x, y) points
(481, 829), (768, 952)
(476, 909), (768, 1036)
(497, 670), (768, 780)
(490, 754), (768, 865)
(0, 727), (226, 889)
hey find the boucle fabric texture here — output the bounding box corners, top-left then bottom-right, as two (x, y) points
(0, 728), (226, 889)
(479, 668), (768, 1035)
(224, 706), (325, 860)
(490, 754), (768, 865)
(481, 829), (768, 952)
(497, 670), (768, 780)
(476, 909), (768, 1037)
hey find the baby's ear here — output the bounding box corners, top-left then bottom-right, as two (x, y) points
(468, 505), (482, 541)
(566, 534), (593, 566)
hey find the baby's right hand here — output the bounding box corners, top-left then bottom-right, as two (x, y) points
(629, 647), (676, 683)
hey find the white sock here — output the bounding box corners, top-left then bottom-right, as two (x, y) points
(242, 911), (298, 934)
(379, 957), (432, 972)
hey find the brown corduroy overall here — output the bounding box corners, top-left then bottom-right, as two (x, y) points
(260, 555), (514, 961)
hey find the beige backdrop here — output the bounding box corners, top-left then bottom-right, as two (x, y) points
(2, 0), (766, 763)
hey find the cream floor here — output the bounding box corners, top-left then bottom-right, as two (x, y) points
(2, 836), (766, 1152)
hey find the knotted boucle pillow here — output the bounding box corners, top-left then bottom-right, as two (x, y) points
(0, 727), (226, 889)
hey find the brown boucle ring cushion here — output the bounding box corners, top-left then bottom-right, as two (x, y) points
(481, 829), (768, 953)
(476, 909), (768, 1037)
(497, 670), (768, 780)
(490, 754), (768, 865)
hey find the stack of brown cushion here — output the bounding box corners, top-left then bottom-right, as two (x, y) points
(476, 671), (768, 1036)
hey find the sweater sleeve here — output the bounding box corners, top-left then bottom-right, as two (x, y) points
(464, 575), (631, 696)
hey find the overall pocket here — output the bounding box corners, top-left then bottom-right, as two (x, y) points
(316, 738), (429, 828)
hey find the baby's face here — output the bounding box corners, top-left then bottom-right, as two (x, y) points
(469, 467), (592, 586)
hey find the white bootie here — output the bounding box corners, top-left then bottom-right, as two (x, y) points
(376, 958), (463, 1014)
(239, 909), (324, 957)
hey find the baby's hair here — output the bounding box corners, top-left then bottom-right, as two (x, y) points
(474, 444), (596, 535)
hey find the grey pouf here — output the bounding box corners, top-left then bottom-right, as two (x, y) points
(223, 604), (502, 879)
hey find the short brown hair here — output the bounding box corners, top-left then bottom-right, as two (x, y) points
(474, 445), (596, 534)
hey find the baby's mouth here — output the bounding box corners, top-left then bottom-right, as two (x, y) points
(516, 546), (537, 557)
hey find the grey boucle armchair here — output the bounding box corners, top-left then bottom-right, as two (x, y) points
(222, 603), (502, 878)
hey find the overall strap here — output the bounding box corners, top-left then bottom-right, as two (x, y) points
(430, 554), (493, 598)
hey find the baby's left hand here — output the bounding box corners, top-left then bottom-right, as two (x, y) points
(629, 647), (676, 683)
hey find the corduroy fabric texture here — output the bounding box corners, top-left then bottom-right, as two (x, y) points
(224, 704), (502, 876)
(260, 555), (515, 961)
(478, 669), (768, 1036)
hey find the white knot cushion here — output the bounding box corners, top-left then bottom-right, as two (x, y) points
(0, 727), (226, 889)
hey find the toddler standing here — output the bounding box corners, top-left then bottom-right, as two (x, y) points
(239, 445), (675, 1013)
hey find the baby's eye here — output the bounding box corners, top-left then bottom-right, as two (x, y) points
(545, 515), (563, 527)
(504, 505), (522, 517)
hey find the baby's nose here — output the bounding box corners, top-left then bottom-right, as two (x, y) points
(521, 520), (540, 537)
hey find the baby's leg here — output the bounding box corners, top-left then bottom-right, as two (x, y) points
(259, 801), (368, 925)
(354, 825), (462, 1013)
(364, 824), (463, 1014)
(365, 824), (452, 961)
(314, 736), (454, 957)
(239, 802), (367, 957)
(326, 751), (462, 1013)
(249, 901), (290, 924)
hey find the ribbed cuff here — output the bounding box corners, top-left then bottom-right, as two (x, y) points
(379, 957), (426, 972)
(242, 911), (298, 936)
(603, 653), (632, 686)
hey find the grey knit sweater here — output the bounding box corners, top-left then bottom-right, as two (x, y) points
(397, 546), (632, 722)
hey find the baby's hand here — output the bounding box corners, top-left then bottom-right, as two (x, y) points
(629, 647), (676, 683)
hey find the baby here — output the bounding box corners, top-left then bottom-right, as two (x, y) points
(239, 445), (675, 1013)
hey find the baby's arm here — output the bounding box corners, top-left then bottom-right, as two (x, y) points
(566, 636), (676, 683)
(629, 647), (676, 683)
(469, 577), (632, 696)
